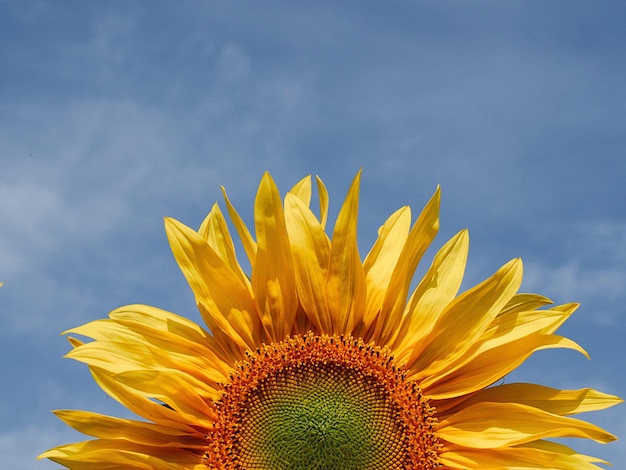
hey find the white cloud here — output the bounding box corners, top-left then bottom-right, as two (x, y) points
(524, 262), (626, 303)
(521, 220), (626, 325)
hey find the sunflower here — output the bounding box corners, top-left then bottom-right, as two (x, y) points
(40, 172), (621, 469)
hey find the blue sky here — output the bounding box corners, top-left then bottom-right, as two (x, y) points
(1, 1), (625, 468)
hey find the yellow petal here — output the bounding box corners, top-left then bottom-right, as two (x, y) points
(108, 304), (228, 361)
(394, 229), (469, 359)
(410, 258), (523, 380)
(165, 217), (260, 352)
(221, 185), (257, 264)
(88, 367), (204, 433)
(437, 402), (617, 448)
(500, 292), (553, 315)
(67, 335), (226, 389)
(522, 439), (610, 464)
(53, 410), (208, 448)
(440, 443), (608, 470)
(197, 203), (250, 290)
(316, 175), (329, 229)
(39, 439), (205, 469)
(69, 305), (231, 367)
(326, 171), (366, 334)
(422, 334), (587, 399)
(289, 174), (312, 207)
(67, 336), (84, 348)
(482, 306), (575, 343)
(419, 305), (586, 398)
(361, 206), (411, 330)
(252, 172), (298, 341)
(284, 192), (332, 332)
(375, 187), (440, 345)
(112, 369), (218, 423)
(66, 319), (139, 343)
(459, 383), (624, 416)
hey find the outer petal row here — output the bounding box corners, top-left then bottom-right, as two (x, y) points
(437, 401), (617, 447)
(39, 438), (206, 470)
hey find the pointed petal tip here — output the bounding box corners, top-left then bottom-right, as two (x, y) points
(163, 216), (178, 229)
(503, 257), (524, 275)
(260, 171), (275, 185)
(457, 228), (469, 242)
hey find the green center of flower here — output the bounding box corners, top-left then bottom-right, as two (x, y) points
(209, 334), (440, 470)
(234, 362), (406, 469)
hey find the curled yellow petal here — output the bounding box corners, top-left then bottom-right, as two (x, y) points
(410, 258), (523, 380)
(165, 217), (259, 352)
(459, 383), (624, 416)
(53, 410), (208, 448)
(438, 402), (617, 448)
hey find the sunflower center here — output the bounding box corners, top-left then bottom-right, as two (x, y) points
(237, 362), (404, 469)
(207, 334), (440, 469)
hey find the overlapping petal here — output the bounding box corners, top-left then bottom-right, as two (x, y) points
(437, 401), (617, 447)
(41, 172), (620, 469)
(326, 171), (366, 334)
(165, 217), (260, 354)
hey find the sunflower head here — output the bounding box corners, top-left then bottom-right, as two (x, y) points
(40, 171), (621, 469)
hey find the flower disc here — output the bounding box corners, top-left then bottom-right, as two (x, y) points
(209, 334), (440, 469)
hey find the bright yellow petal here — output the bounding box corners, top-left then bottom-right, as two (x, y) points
(440, 443), (608, 470)
(112, 369), (218, 422)
(108, 304), (229, 363)
(197, 203), (250, 290)
(165, 217), (260, 352)
(221, 185), (257, 264)
(409, 258), (523, 380)
(87, 367), (205, 433)
(284, 192), (332, 333)
(316, 175), (329, 230)
(289, 174), (312, 207)
(394, 229), (469, 358)
(375, 187), (440, 345)
(326, 171), (366, 334)
(53, 410), (208, 448)
(500, 292), (554, 316)
(437, 402), (617, 448)
(252, 172), (298, 341)
(101, 366), (216, 425)
(66, 334), (226, 389)
(522, 439), (610, 464)
(419, 305), (586, 399)
(39, 439), (206, 469)
(458, 383), (623, 416)
(482, 305), (576, 343)
(361, 206), (411, 330)
(422, 334), (587, 399)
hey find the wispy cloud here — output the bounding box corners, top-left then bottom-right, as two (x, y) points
(2, 1), (624, 466)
